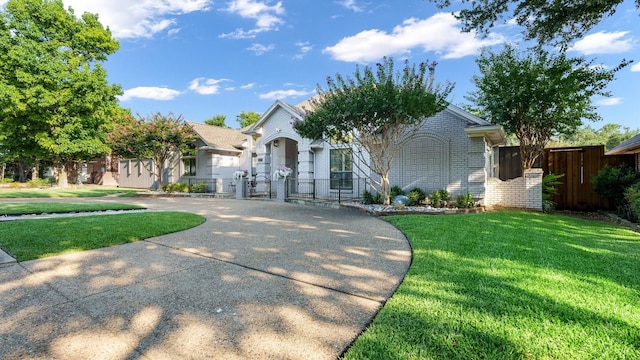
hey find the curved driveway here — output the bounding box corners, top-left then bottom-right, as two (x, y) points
(0, 197), (411, 359)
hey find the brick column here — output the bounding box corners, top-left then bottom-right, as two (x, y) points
(525, 169), (543, 211)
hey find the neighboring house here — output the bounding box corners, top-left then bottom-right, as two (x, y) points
(606, 133), (640, 171)
(243, 99), (507, 204)
(117, 122), (251, 191)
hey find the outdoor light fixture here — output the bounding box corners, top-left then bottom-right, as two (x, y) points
(273, 140), (279, 147)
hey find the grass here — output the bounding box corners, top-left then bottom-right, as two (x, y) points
(343, 211), (640, 360)
(0, 187), (141, 198)
(0, 212), (205, 261)
(0, 202), (144, 216)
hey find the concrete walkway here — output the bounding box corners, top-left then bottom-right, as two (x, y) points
(0, 197), (412, 359)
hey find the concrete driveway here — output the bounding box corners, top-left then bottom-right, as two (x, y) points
(0, 197), (412, 359)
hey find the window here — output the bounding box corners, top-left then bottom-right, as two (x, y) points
(183, 158), (196, 176)
(330, 148), (352, 190)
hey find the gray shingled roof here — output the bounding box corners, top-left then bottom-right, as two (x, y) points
(606, 133), (640, 155)
(187, 122), (246, 152)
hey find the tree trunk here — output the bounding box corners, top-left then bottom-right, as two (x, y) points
(381, 173), (391, 205)
(1, 162), (5, 183)
(57, 163), (69, 188)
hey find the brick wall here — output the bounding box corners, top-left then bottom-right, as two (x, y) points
(485, 168), (543, 210)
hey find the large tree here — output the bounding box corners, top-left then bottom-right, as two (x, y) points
(0, 0), (122, 187)
(108, 112), (195, 189)
(236, 111), (261, 128)
(469, 45), (628, 172)
(294, 57), (453, 205)
(204, 115), (229, 128)
(554, 124), (639, 151)
(430, 0), (639, 46)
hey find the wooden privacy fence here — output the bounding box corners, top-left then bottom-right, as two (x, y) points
(499, 145), (635, 211)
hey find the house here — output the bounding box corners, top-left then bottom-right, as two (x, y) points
(606, 133), (640, 171)
(243, 99), (507, 204)
(117, 122), (251, 191)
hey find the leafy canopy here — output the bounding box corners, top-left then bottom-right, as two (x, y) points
(236, 111), (261, 128)
(0, 0), (122, 184)
(294, 57), (453, 204)
(430, 0), (639, 46)
(204, 115), (229, 128)
(469, 45), (629, 171)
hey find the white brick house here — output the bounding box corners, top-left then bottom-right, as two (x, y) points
(244, 99), (507, 204)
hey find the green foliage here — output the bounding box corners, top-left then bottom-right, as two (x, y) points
(362, 189), (383, 204)
(162, 182), (189, 193)
(294, 57), (453, 205)
(554, 124), (640, 151)
(455, 192), (476, 208)
(542, 173), (564, 213)
(0, 0), (122, 184)
(624, 183), (640, 222)
(429, 189), (450, 208)
(26, 177), (53, 188)
(108, 112), (196, 188)
(390, 185), (405, 198)
(469, 45), (629, 171)
(428, 0), (637, 46)
(236, 111), (261, 128)
(2, 177), (13, 183)
(592, 164), (640, 220)
(189, 182), (208, 193)
(407, 187), (426, 206)
(204, 115), (229, 128)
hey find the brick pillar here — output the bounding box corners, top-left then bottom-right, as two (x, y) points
(525, 169), (543, 211)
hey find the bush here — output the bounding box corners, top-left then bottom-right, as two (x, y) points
(362, 189), (384, 204)
(27, 178), (52, 188)
(189, 182), (208, 193)
(542, 173), (564, 213)
(429, 189), (450, 208)
(407, 187), (426, 206)
(390, 185), (404, 199)
(455, 192), (475, 208)
(162, 182), (188, 193)
(592, 164), (640, 218)
(624, 183), (640, 222)
(2, 177), (13, 184)
(9, 181), (22, 188)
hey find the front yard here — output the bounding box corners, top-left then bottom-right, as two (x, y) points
(343, 211), (640, 359)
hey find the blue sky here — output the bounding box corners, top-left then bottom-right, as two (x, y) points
(25, 1), (640, 129)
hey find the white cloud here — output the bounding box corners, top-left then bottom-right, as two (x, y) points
(631, 62), (640, 72)
(247, 43), (275, 55)
(241, 82), (257, 89)
(259, 89), (315, 100)
(569, 31), (635, 55)
(188, 78), (230, 95)
(61, 0), (212, 39)
(596, 97), (623, 106)
(323, 13), (505, 62)
(119, 86), (181, 101)
(294, 41), (313, 59)
(337, 0), (364, 12)
(220, 0), (285, 39)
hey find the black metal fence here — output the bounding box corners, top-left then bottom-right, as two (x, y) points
(284, 177), (369, 203)
(183, 178), (217, 193)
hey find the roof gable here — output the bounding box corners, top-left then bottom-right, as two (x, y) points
(187, 122), (246, 152)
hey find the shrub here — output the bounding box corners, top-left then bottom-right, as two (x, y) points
(429, 189), (450, 208)
(372, 192), (383, 204)
(27, 178), (52, 188)
(407, 187), (426, 206)
(2, 177), (13, 184)
(455, 192), (475, 208)
(362, 189), (384, 204)
(542, 173), (564, 213)
(592, 164), (640, 218)
(624, 183), (640, 222)
(9, 181), (22, 188)
(390, 185), (404, 198)
(189, 182), (208, 193)
(163, 182), (188, 193)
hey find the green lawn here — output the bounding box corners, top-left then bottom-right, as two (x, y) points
(0, 187), (141, 198)
(0, 212), (205, 261)
(0, 202), (144, 215)
(343, 211), (640, 360)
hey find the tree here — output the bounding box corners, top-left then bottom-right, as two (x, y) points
(430, 0), (639, 46)
(0, 0), (122, 187)
(108, 113), (195, 189)
(236, 111), (261, 128)
(204, 115), (229, 128)
(293, 57), (453, 205)
(554, 124), (639, 151)
(469, 45), (628, 172)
